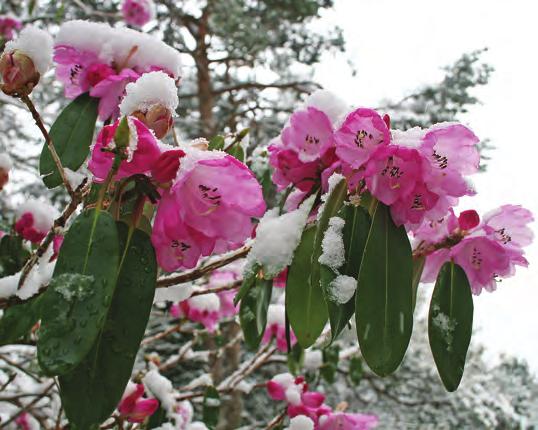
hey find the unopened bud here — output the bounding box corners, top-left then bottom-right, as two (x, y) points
(133, 104), (173, 139)
(190, 137), (209, 151)
(151, 149), (186, 185)
(458, 209), (480, 231)
(0, 50), (40, 96)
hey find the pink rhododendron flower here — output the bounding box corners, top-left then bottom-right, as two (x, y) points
(318, 412), (379, 430)
(152, 148), (265, 271)
(420, 205), (533, 294)
(262, 304), (296, 351)
(90, 68), (140, 120)
(207, 267), (242, 317)
(172, 293), (221, 332)
(50, 235), (64, 261)
(151, 149), (186, 184)
(335, 108), (391, 173)
(118, 382), (159, 423)
(0, 16), (22, 41)
(88, 116), (162, 182)
(14, 200), (56, 244)
(121, 0), (155, 28)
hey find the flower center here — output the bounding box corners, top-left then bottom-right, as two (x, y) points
(495, 227), (512, 244)
(354, 129), (373, 148)
(432, 150), (448, 169)
(304, 134), (320, 146)
(411, 193), (425, 210)
(199, 184), (221, 207)
(171, 240), (191, 252)
(471, 247), (482, 269)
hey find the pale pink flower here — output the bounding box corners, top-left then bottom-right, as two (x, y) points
(335, 108), (391, 172)
(121, 0), (155, 28)
(0, 16), (22, 41)
(318, 412), (379, 430)
(208, 269), (241, 317)
(90, 68), (140, 120)
(172, 294), (221, 332)
(152, 149), (265, 271)
(118, 382), (159, 423)
(88, 116), (162, 182)
(262, 304), (296, 351)
(481, 205), (534, 250)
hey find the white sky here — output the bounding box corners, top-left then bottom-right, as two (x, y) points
(315, 0), (538, 372)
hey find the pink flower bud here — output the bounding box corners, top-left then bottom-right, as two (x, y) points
(0, 50), (40, 95)
(458, 209), (480, 231)
(151, 149), (185, 184)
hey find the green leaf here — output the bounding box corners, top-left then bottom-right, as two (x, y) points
(349, 356), (363, 385)
(355, 201), (413, 376)
(287, 343), (304, 375)
(239, 277), (272, 349)
(286, 226), (328, 348)
(0, 296), (43, 346)
(0, 235), (30, 277)
(412, 256), (426, 311)
(147, 407), (167, 429)
(320, 345), (339, 383)
(37, 209), (119, 376)
(59, 224), (157, 428)
(39, 93), (99, 188)
(428, 261), (473, 392)
(226, 144), (245, 163)
(202, 386), (221, 429)
(114, 116), (130, 150)
(233, 264), (258, 306)
(208, 135), (225, 150)
(321, 205), (370, 342)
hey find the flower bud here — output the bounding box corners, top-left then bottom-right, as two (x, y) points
(458, 209), (480, 231)
(151, 149), (186, 184)
(0, 50), (40, 95)
(190, 137), (209, 151)
(139, 104), (174, 139)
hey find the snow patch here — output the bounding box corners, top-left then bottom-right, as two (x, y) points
(5, 25), (53, 74)
(0, 153), (12, 171)
(153, 283), (193, 304)
(287, 415), (315, 430)
(328, 275), (357, 304)
(188, 293), (220, 312)
(143, 369), (176, 412)
(305, 89), (350, 126)
(120, 71), (179, 116)
(318, 216), (345, 271)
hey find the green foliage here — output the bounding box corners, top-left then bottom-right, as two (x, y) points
(356, 201), (413, 376)
(203, 386), (221, 429)
(239, 275), (272, 349)
(59, 224), (157, 429)
(0, 295), (42, 345)
(39, 93), (99, 188)
(348, 356), (363, 385)
(37, 209), (120, 376)
(320, 345), (339, 383)
(0, 234), (30, 277)
(412, 256), (426, 311)
(428, 261), (474, 392)
(286, 226), (328, 348)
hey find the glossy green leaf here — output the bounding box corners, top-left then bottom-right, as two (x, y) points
(233, 264), (258, 306)
(208, 135), (225, 150)
(37, 209), (119, 376)
(59, 224), (157, 429)
(0, 235), (30, 277)
(412, 256), (426, 311)
(356, 201), (413, 376)
(428, 261), (473, 392)
(286, 226), (328, 348)
(0, 296), (43, 346)
(239, 277), (272, 349)
(202, 386), (221, 429)
(39, 93), (99, 188)
(321, 205), (370, 342)
(226, 144), (245, 163)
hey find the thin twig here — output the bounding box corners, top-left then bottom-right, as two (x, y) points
(19, 94), (74, 196)
(0, 381), (55, 428)
(264, 410), (287, 430)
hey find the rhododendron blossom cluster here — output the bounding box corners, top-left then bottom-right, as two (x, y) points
(267, 373), (378, 429)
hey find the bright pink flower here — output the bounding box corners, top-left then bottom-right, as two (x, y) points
(88, 117), (162, 183)
(118, 383), (159, 423)
(121, 0), (155, 27)
(335, 108), (391, 173)
(262, 304), (296, 352)
(53, 46), (104, 98)
(152, 150), (265, 271)
(15, 412), (32, 430)
(172, 294), (221, 332)
(151, 149), (186, 184)
(364, 145), (425, 206)
(389, 182), (440, 226)
(90, 68), (140, 120)
(319, 412), (379, 430)
(51, 235), (64, 261)
(266, 373), (307, 404)
(0, 16), (22, 41)
(458, 209), (480, 231)
(273, 268), (288, 288)
(14, 200), (55, 244)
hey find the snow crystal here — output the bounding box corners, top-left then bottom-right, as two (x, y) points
(303, 349), (323, 371)
(0, 273), (19, 299)
(153, 283), (193, 304)
(317, 173), (345, 222)
(174, 145), (226, 183)
(235, 380), (254, 394)
(188, 293), (220, 312)
(120, 71), (179, 116)
(287, 415), (315, 430)
(328, 275), (357, 304)
(266, 304), (285, 327)
(305, 89), (350, 126)
(64, 168), (86, 190)
(247, 195), (315, 278)
(5, 26), (53, 75)
(318, 216), (345, 271)
(143, 369), (176, 412)
(17, 199), (57, 233)
(55, 20), (182, 78)
(391, 127), (426, 148)
(0, 153), (12, 171)
(432, 310), (458, 351)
